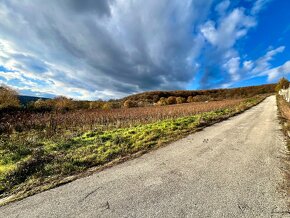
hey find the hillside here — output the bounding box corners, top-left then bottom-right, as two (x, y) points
(18, 95), (49, 105)
(12, 84), (276, 110)
(121, 84), (276, 104)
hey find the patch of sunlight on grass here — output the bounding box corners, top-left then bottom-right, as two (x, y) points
(0, 164), (16, 175)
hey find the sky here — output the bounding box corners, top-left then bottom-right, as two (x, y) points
(0, 0), (289, 100)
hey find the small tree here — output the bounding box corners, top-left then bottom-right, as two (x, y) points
(276, 77), (289, 92)
(0, 85), (20, 109)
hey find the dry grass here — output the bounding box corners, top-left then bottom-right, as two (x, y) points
(276, 95), (290, 206)
(0, 99), (244, 136)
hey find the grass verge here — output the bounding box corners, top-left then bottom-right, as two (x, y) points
(276, 95), (290, 207)
(0, 95), (268, 205)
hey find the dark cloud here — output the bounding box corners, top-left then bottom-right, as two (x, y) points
(0, 0), (275, 99)
(65, 0), (114, 16)
(0, 0), (215, 99)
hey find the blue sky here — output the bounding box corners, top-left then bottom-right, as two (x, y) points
(0, 0), (289, 100)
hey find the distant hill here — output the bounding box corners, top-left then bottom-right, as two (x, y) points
(16, 84), (276, 108)
(121, 84), (276, 104)
(18, 95), (49, 105)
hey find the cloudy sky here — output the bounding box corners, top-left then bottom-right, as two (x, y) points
(0, 0), (289, 99)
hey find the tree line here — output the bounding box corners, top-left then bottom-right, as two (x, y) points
(0, 81), (281, 112)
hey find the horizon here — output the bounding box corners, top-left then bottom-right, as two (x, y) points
(0, 0), (290, 100)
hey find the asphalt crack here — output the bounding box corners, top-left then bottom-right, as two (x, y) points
(80, 187), (100, 202)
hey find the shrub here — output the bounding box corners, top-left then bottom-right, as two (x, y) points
(156, 97), (167, 106)
(102, 102), (121, 110)
(276, 77), (289, 92)
(0, 85), (20, 109)
(123, 100), (137, 108)
(166, 96), (176, 105)
(191, 95), (211, 102)
(33, 99), (53, 111)
(176, 97), (186, 104)
(74, 101), (90, 110)
(53, 96), (76, 111)
(89, 101), (104, 109)
(187, 96), (194, 103)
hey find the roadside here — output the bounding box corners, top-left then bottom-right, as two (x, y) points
(276, 95), (290, 207)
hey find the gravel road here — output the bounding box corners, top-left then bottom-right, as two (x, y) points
(0, 96), (288, 217)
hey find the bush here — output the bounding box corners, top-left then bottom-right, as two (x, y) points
(74, 101), (90, 110)
(123, 100), (137, 108)
(0, 85), (20, 109)
(33, 99), (53, 111)
(166, 96), (176, 105)
(191, 95), (211, 102)
(276, 77), (289, 92)
(102, 102), (121, 110)
(176, 97), (186, 104)
(53, 96), (76, 111)
(156, 97), (167, 106)
(187, 96), (193, 103)
(89, 101), (105, 109)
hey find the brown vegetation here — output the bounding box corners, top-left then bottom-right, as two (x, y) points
(276, 95), (290, 206)
(275, 77), (289, 92)
(0, 99), (246, 136)
(122, 84), (275, 106)
(0, 86), (20, 109)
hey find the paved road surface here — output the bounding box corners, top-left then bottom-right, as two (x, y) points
(0, 96), (288, 217)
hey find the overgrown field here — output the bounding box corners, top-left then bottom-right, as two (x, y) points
(0, 95), (268, 204)
(1, 99), (244, 135)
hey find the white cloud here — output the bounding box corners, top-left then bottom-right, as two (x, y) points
(199, 5), (257, 87)
(200, 8), (256, 50)
(215, 0), (230, 15)
(0, 0), (214, 99)
(0, 0), (277, 98)
(252, 46), (285, 74)
(263, 61), (290, 81)
(243, 60), (254, 71)
(251, 0), (272, 15)
(223, 57), (241, 81)
(222, 45), (289, 83)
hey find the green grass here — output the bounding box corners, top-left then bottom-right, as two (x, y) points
(0, 95), (267, 204)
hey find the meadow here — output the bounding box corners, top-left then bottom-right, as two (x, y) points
(0, 94), (269, 203)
